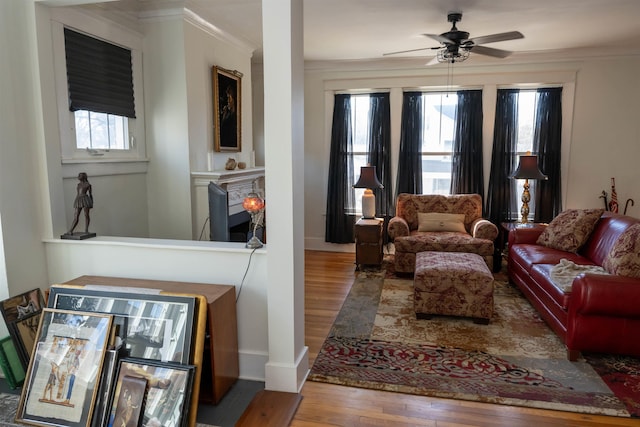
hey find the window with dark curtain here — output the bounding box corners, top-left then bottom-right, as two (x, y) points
(450, 90), (484, 198)
(486, 89), (520, 225)
(395, 92), (424, 197)
(368, 93), (393, 221)
(64, 27), (136, 118)
(533, 87), (563, 223)
(325, 94), (356, 243)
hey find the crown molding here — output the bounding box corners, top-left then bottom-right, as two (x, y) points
(183, 9), (256, 57)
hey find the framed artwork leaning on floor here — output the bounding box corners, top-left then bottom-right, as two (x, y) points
(15, 308), (113, 427)
(0, 288), (44, 369)
(106, 357), (195, 427)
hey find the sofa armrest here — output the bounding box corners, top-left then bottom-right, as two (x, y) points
(570, 274), (640, 317)
(471, 219), (498, 241)
(508, 226), (545, 246)
(388, 217), (409, 239)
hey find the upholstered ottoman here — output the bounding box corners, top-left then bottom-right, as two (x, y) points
(414, 251), (494, 324)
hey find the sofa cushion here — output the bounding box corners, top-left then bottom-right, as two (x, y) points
(530, 264), (573, 310)
(394, 232), (494, 256)
(602, 223), (640, 277)
(509, 244), (594, 272)
(536, 208), (604, 253)
(417, 212), (466, 233)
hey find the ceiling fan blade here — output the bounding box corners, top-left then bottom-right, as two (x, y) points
(426, 55), (441, 66)
(423, 33), (454, 45)
(383, 46), (437, 56)
(469, 45), (513, 58)
(469, 31), (524, 45)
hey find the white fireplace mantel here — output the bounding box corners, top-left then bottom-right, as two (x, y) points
(191, 167), (265, 240)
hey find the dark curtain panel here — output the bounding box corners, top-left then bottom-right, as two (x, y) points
(325, 94), (356, 243)
(64, 28), (136, 118)
(450, 90), (484, 198)
(368, 93), (393, 219)
(396, 92), (424, 197)
(533, 87), (563, 222)
(486, 89), (520, 225)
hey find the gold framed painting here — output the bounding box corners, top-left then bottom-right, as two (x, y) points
(212, 65), (242, 152)
(16, 308), (113, 427)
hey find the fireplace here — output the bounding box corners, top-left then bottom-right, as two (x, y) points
(191, 167), (265, 241)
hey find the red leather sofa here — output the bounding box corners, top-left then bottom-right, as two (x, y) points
(508, 211), (640, 361)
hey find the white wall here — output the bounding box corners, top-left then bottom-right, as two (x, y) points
(302, 57), (640, 251)
(43, 238), (269, 381)
(0, 1), (50, 316)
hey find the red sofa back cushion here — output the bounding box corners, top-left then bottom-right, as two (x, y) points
(580, 212), (640, 266)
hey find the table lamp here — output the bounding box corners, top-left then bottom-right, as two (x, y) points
(353, 165), (384, 219)
(512, 152), (547, 224)
(242, 192), (265, 248)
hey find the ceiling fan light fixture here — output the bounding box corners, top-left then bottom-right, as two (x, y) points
(436, 47), (469, 64)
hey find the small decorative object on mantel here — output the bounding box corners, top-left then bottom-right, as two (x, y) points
(225, 157), (237, 170)
(237, 161), (246, 170)
(61, 172), (96, 240)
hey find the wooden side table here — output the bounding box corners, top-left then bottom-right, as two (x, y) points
(354, 218), (384, 270)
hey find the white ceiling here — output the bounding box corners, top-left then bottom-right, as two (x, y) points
(81, 0), (640, 63)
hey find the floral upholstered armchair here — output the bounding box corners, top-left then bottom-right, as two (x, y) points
(388, 193), (499, 273)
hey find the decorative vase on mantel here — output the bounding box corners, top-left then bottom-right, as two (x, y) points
(225, 158), (237, 170)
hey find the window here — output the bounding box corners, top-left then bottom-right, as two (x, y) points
(421, 93), (457, 194)
(514, 90), (538, 217)
(74, 111), (130, 151)
(51, 14), (145, 163)
(348, 94), (371, 215)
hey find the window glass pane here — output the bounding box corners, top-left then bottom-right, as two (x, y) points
(422, 155), (452, 195)
(516, 90), (536, 152)
(108, 115), (129, 150)
(89, 112), (109, 149)
(74, 110), (90, 149)
(422, 93), (457, 153)
(74, 110), (130, 151)
(514, 90), (538, 219)
(351, 95), (370, 153)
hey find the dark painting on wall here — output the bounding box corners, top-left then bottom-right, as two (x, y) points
(212, 65), (242, 152)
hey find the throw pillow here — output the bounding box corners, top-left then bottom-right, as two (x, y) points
(417, 212), (466, 233)
(602, 223), (640, 278)
(536, 208), (604, 253)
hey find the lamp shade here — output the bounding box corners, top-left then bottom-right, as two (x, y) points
(242, 193), (265, 213)
(512, 155), (548, 180)
(353, 166), (384, 189)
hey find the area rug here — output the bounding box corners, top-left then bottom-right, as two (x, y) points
(0, 392), (221, 427)
(309, 259), (640, 418)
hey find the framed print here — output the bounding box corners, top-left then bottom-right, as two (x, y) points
(107, 358), (195, 427)
(16, 309), (113, 427)
(47, 286), (196, 364)
(0, 288), (44, 369)
(212, 65), (242, 152)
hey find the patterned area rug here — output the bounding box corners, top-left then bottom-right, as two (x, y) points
(309, 258), (640, 418)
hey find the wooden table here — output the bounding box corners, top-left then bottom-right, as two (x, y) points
(354, 218), (384, 270)
(63, 275), (239, 406)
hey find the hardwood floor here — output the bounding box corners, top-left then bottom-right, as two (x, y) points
(292, 250), (639, 427)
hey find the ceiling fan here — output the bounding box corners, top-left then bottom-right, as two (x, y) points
(384, 12), (524, 65)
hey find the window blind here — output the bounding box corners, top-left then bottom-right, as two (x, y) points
(64, 28), (136, 118)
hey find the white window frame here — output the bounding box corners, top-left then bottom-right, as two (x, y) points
(50, 9), (146, 164)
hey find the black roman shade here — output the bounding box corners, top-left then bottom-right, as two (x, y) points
(64, 28), (136, 118)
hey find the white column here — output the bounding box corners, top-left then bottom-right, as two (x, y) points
(262, 0), (307, 391)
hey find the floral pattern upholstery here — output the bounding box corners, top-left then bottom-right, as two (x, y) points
(602, 223), (640, 278)
(389, 194), (498, 273)
(536, 208), (604, 253)
(414, 251), (494, 322)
